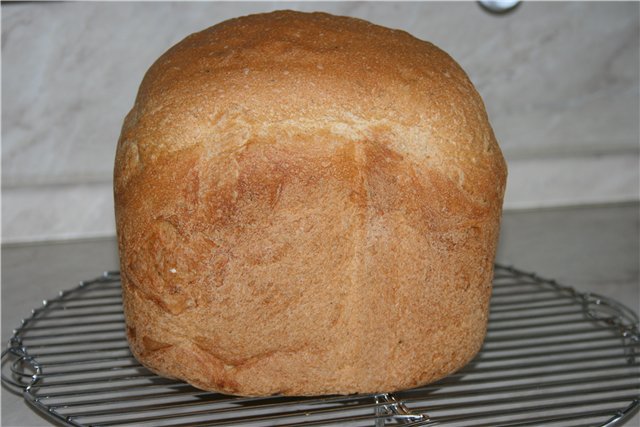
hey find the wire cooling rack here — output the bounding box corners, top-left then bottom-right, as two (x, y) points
(2, 265), (639, 427)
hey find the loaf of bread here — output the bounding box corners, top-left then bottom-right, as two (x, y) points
(114, 10), (507, 396)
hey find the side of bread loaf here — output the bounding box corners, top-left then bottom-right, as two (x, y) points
(114, 10), (507, 396)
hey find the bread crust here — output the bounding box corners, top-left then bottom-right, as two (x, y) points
(114, 10), (507, 396)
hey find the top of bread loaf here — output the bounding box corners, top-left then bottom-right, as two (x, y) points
(117, 10), (506, 204)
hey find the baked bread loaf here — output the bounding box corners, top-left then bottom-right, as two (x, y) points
(114, 10), (507, 396)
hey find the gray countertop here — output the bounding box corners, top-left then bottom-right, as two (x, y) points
(2, 203), (638, 426)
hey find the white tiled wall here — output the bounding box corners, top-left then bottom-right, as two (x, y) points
(2, 2), (639, 243)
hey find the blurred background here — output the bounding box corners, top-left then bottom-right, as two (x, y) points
(2, 1), (638, 243)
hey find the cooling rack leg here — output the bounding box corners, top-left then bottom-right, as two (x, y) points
(374, 393), (427, 426)
(374, 404), (388, 427)
(1, 348), (37, 394)
(374, 394), (392, 427)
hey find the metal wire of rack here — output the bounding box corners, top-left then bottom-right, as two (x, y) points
(2, 265), (639, 427)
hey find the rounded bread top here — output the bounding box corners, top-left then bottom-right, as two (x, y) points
(117, 10), (506, 203)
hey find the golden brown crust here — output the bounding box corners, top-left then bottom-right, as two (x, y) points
(114, 10), (507, 396)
